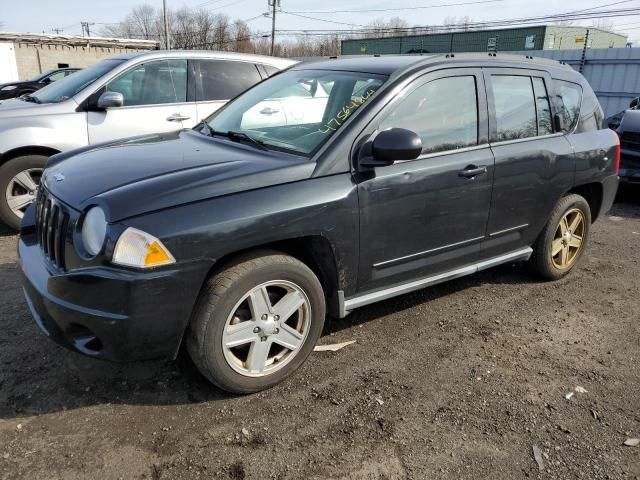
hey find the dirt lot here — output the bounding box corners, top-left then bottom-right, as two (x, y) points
(0, 189), (639, 480)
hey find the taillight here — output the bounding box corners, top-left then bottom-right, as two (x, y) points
(614, 134), (621, 174)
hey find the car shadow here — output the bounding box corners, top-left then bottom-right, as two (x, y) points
(0, 223), (15, 237)
(0, 259), (537, 420)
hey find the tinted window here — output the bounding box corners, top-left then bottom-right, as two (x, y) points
(576, 88), (602, 133)
(532, 77), (553, 135)
(106, 59), (187, 106)
(262, 64), (280, 76)
(379, 76), (478, 155)
(492, 75), (537, 141)
(554, 80), (582, 132)
(197, 60), (261, 101)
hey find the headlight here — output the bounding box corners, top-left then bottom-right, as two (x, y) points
(81, 206), (107, 256)
(112, 227), (175, 268)
(1, 85), (17, 91)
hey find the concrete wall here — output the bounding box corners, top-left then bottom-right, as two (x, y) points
(11, 43), (151, 80)
(0, 43), (19, 83)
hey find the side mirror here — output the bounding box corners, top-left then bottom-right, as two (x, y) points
(97, 91), (124, 109)
(361, 128), (422, 167)
(630, 97), (640, 109)
(40, 78), (51, 85)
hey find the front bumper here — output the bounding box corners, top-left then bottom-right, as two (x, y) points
(18, 232), (209, 362)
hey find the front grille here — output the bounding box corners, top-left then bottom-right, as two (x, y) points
(621, 131), (640, 150)
(35, 188), (70, 270)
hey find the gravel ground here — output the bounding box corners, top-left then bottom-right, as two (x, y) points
(1, 188), (639, 480)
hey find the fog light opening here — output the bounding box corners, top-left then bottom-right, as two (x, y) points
(66, 324), (104, 355)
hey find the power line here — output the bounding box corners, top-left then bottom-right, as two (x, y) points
(282, 11), (366, 27)
(286, 0), (505, 15)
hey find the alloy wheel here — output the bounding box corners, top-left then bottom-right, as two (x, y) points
(221, 280), (311, 377)
(551, 208), (585, 270)
(5, 168), (42, 219)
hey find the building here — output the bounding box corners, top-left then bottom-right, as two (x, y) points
(0, 32), (158, 83)
(341, 26), (628, 56)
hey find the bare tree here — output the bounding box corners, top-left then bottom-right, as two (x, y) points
(591, 19), (616, 32)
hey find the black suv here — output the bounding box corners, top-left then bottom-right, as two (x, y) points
(0, 68), (80, 100)
(18, 54), (619, 393)
(613, 99), (640, 184)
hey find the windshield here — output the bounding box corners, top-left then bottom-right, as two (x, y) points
(32, 59), (125, 104)
(204, 69), (387, 157)
(30, 70), (54, 82)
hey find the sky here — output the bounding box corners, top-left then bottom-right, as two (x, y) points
(0, 0), (638, 44)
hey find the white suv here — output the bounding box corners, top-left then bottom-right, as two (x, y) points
(0, 50), (295, 228)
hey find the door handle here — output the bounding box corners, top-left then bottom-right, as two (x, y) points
(166, 113), (190, 122)
(458, 165), (488, 178)
(260, 107), (279, 115)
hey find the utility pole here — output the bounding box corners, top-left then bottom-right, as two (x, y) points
(268, 0), (280, 56)
(81, 22), (95, 38)
(163, 0), (171, 50)
(51, 28), (63, 35)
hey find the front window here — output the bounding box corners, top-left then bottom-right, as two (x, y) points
(105, 59), (187, 106)
(204, 69), (387, 156)
(32, 59), (126, 104)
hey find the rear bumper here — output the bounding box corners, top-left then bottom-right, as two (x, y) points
(600, 174), (619, 217)
(18, 233), (209, 362)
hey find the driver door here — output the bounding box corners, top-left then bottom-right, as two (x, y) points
(356, 69), (494, 292)
(88, 59), (190, 144)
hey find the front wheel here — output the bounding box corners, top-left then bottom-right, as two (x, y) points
(0, 155), (47, 230)
(186, 251), (326, 394)
(530, 194), (591, 280)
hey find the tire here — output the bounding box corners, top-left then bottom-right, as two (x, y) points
(186, 250), (326, 394)
(0, 155), (47, 230)
(530, 194), (591, 280)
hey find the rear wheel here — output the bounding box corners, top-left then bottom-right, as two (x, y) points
(0, 155), (46, 230)
(530, 194), (591, 280)
(186, 251), (325, 394)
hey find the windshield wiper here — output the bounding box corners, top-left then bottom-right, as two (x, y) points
(226, 131), (269, 151)
(204, 127), (269, 151)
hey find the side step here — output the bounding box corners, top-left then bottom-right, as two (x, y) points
(338, 247), (532, 317)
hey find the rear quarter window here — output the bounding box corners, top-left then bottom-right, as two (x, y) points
(553, 80), (582, 132)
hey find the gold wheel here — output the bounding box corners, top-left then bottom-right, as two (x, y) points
(550, 208), (585, 270)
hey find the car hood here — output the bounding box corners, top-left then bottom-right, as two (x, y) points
(0, 97), (71, 116)
(42, 130), (315, 221)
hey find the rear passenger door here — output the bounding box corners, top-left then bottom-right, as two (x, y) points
(356, 69), (494, 292)
(482, 69), (574, 259)
(193, 60), (263, 122)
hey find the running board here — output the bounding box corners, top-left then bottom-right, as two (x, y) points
(338, 247), (533, 317)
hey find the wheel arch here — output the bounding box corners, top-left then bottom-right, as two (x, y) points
(205, 235), (342, 315)
(567, 182), (603, 222)
(0, 145), (60, 166)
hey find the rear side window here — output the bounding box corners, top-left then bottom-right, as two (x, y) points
(532, 77), (553, 136)
(379, 76), (479, 155)
(576, 87), (603, 132)
(491, 75), (537, 141)
(262, 64), (280, 76)
(554, 80), (582, 132)
(196, 60), (261, 101)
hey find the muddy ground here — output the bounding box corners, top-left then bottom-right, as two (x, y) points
(0, 188), (639, 480)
